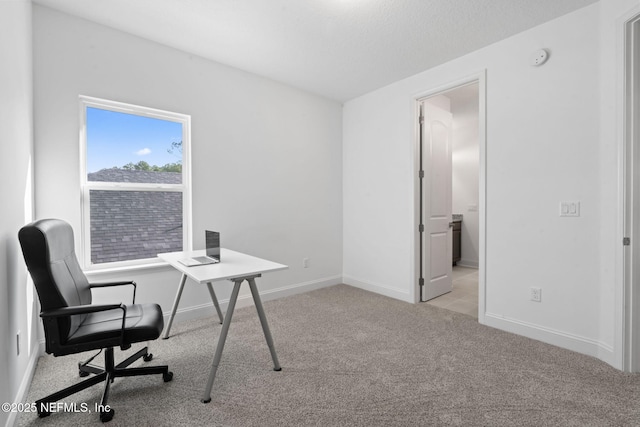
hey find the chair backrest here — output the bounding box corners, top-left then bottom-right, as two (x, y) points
(18, 219), (92, 343)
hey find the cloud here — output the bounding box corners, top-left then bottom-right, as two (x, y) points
(135, 148), (151, 156)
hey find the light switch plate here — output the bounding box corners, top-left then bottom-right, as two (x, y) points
(560, 201), (580, 217)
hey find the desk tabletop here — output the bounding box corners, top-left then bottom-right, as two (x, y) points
(158, 248), (288, 284)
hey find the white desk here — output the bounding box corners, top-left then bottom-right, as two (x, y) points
(158, 248), (288, 403)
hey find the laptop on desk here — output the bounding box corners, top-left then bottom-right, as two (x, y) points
(179, 230), (221, 267)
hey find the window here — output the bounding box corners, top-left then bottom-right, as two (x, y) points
(80, 96), (191, 269)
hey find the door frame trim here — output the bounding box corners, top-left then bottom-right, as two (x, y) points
(412, 71), (487, 323)
(620, 5), (640, 372)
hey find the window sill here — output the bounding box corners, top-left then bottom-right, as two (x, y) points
(84, 259), (174, 279)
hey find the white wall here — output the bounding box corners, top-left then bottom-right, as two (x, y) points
(33, 5), (343, 325)
(0, 1), (39, 426)
(343, 1), (636, 368)
(450, 85), (480, 268)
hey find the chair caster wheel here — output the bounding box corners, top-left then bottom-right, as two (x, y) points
(79, 370), (90, 377)
(143, 353), (153, 362)
(163, 371), (174, 382)
(100, 407), (114, 422)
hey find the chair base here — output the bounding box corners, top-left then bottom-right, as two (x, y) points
(36, 346), (172, 423)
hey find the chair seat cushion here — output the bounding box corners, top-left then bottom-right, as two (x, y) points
(67, 303), (164, 347)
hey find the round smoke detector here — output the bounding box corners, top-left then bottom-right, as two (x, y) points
(530, 49), (549, 66)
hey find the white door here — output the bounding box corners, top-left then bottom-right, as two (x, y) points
(421, 100), (453, 301)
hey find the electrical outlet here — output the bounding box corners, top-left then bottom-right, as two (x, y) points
(530, 287), (542, 302)
(303, 257), (309, 268)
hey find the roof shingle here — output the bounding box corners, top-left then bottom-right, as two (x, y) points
(87, 169), (183, 264)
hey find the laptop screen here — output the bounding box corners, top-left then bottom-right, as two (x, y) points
(205, 230), (220, 261)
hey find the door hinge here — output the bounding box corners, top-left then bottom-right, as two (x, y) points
(419, 278), (424, 287)
(623, 237), (631, 246)
(419, 170), (424, 179)
(419, 115), (424, 125)
(419, 224), (424, 233)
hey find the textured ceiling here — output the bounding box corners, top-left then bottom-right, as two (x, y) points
(34, 0), (597, 102)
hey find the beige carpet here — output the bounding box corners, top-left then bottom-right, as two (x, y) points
(17, 284), (640, 426)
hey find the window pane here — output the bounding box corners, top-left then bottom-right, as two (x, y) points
(90, 190), (183, 264)
(86, 107), (183, 184)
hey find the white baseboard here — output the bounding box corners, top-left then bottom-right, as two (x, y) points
(483, 312), (617, 367)
(342, 275), (413, 303)
(6, 343), (42, 427)
(165, 275), (343, 325)
(456, 259), (479, 268)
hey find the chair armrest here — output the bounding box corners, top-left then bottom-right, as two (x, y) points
(41, 303), (129, 349)
(90, 280), (137, 303)
(40, 303), (125, 318)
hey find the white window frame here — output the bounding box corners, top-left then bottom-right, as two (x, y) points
(79, 95), (192, 271)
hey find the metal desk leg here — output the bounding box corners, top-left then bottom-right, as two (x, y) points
(162, 273), (187, 339)
(248, 277), (281, 371)
(206, 281), (224, 324)
(201, 279), (242, 403)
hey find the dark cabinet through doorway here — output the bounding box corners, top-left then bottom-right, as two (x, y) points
(452, 219), (461, 265)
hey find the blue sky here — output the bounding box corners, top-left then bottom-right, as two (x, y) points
(86, 107), (183, 173)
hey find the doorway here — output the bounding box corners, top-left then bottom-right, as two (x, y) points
(415, 74), (486, 322)
(426, 84), (480, 317)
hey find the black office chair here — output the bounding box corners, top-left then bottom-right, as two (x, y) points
(18, 219), (173, 422)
